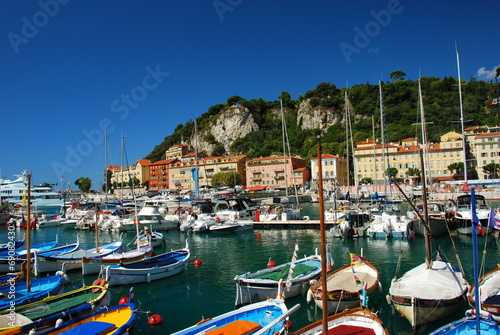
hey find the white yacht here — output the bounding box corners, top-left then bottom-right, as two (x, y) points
(0, 170), (64, 208)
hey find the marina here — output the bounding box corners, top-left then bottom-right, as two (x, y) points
(0, 202), (498, 334)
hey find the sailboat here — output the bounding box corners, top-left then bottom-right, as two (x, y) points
(388, 150), (468, 330)
(429, 188), (500, 335)
(289, 138), (388, 335)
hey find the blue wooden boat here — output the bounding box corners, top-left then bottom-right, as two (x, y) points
(35, 238), (122, 274)
(103, 240), (189, 286)
(429, 310), (500, 334)
(171, 298), (298, 335)
(0, 234), (25, 252)
(0, 273), (68, 311)
(0, 235), (62, 273)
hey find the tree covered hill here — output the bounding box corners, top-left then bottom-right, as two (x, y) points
(145, 75), (499, 166)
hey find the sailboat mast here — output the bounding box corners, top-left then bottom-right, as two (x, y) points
(419, 150), (432, 266)
(372, 116), (378, 194)
(418, 78), (431, 186)
(345, 90), (350, 190)
(317, 137), (328, 334)
(280, 98), (289, 196)
(379, 81), (388, 196)
(456, 48), (468, 182)
(26, 173), (31, 293)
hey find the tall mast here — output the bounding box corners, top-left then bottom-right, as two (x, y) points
(317, 137), (328, 334)
(379, 81), (388, 196)
(372, 116), (378, 194)
(418, 78), (431, 184)
(345, 89), (350, 189)
(280, 98), (289, 196)
(26, 173), (31, 293)
(456, 47), (468, 182)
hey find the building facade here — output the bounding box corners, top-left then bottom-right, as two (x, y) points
(310, 154), (348, 191)
(245, 155), (309, 191)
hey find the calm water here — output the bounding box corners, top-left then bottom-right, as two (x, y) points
(4, 202), (500, 335)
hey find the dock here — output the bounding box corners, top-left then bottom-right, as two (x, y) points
(247, 219), (338, 229)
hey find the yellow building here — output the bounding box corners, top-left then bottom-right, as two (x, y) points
(310, 154), (348, 191)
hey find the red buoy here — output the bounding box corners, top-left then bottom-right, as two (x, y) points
(119, 297), (130, 305)
(267, 258), (276, 268)
(194, 258), (203, 266)
(148, 314), (163, 325)
(284, 319), (293, 330)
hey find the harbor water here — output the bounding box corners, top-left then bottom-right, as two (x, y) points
(3, 202), (500, 334)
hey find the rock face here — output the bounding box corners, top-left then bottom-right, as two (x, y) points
(193, 105), (260, 155)
(188, 101), (342, 155)
(297, 100), (342, 132)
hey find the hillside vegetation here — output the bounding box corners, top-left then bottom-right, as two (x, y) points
(145, 75), (499, 166)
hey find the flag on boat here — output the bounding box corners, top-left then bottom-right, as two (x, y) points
(350, 253), (366, 265)
(471, 189), (486, 236)
(285, 244), (299, 291)
(488, 209), (500, 230)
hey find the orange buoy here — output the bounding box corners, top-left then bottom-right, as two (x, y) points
(148, 314), (163, 325)
(267, 258), (276, 268)
(119, 297), (130, 305)
(194, 258), (203, 266)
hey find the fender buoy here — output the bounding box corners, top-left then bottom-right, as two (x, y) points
(284, 319), (293, 330)
(92, 278), (107, 293)
(194, 258), (202, 266)
(119, 297), (130, 305)
(267, 258), (276, 268)
(215, 217), (221, 223)
(148, 314), (163, 325)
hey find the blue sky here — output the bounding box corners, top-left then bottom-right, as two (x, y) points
(1, 0), (499, 189)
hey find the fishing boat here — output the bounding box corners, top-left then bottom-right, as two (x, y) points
(82, 242), (153, 276)
(34, 238), (123, 274)
(0, 236), (61, 273)
(307, 252), (380, 313)
(171, 291), (298, 335)
(135, 230), (165, 247)
(0, 272), (69, 311)
(33, 301), (136, 335)
(288, 304), (389, 335)
(388, 149), (469, 330)
(467, 266), (500, 315)
(103, 240), (190, 285)
(0, 234), (25, 252)
(428, 186), (500, 334)
(0, 278), (110, 333)
(234, 245), (323, 308)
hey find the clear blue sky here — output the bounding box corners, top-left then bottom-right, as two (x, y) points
(1, 0), (499, 189)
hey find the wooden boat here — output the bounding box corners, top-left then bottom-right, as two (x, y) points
(82, 242), (154, 276)
(0, 271), (24, 287)
(289, 305), (389, 335)
(0, 279), (110, 333)
(388, 152), (468, 329)
(103, 240), (190, 286)
(429, 309), (500, 334)
(0, 273), (68, 311)
(0, 234), (25, 252)
(170, 296), (298, 335)
(467, 266), (500, 315)
(307, 253), (380, 313)
(35, 239), (122, 274)
(33, 302), (136, 335)
(234, 246), (323, 307)
(0, 236), (60, 273)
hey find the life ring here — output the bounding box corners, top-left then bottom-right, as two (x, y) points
(92, 278), (108, 293)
